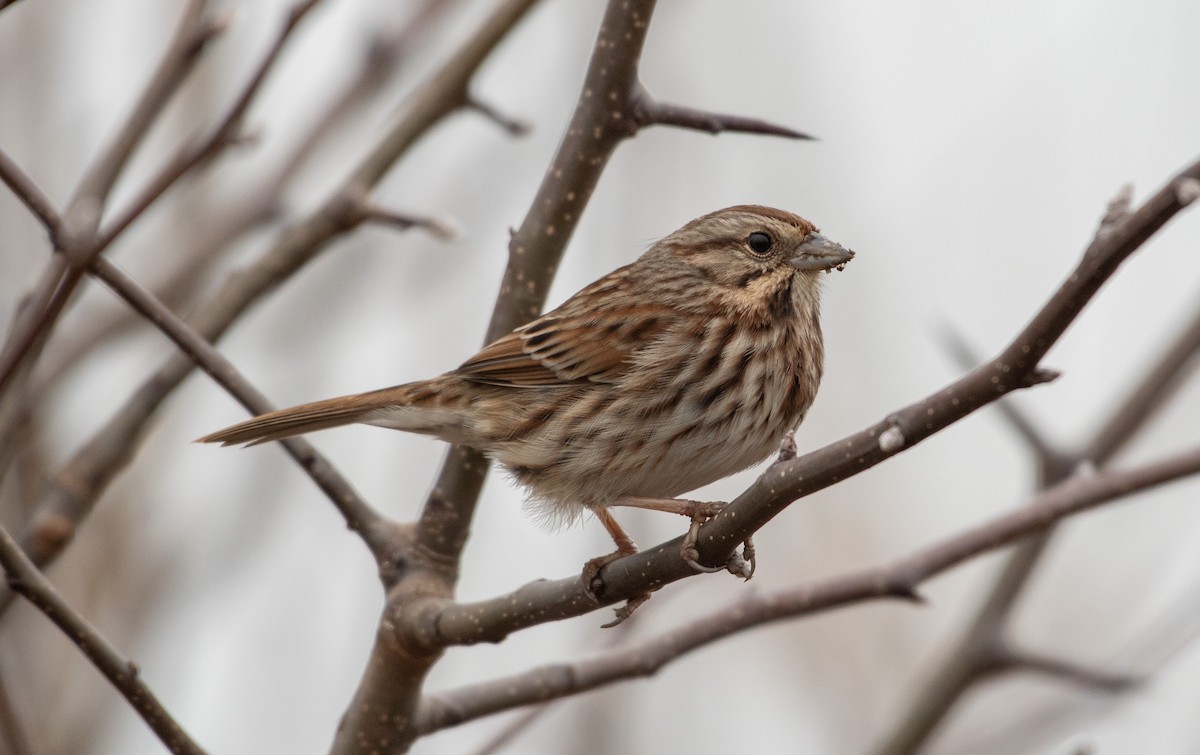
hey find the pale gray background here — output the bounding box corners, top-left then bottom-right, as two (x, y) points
(2, 1), (1199, 753)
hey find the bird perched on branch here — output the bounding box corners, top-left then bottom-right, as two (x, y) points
(201, 205), (853, 605)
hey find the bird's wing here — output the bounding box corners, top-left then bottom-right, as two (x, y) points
(454, 270), (675, 388)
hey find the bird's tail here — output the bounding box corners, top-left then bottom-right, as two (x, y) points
(197, 381), (452, 447)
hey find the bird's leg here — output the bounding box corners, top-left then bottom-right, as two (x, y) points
(583, 508), (650, 627)
(611, 497), (756, 579)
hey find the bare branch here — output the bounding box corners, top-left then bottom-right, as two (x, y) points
(1086, 297), (1200, 464)
(417, 444), (1200, 730)
(0, 524), (206, 755)
(342, 191), (461, 240)
(1002, 646), (1139, 692)
(0, 148), (63, 235)
(36, 2), (458, 387)
(875, 177), (1200, 755)
(89, 258), (388, 554)
(94, 0), (327, 252)
(963, 572), (1200, 754)
(69, 0), (218, 209)
(0, 0), (505, 616)
(0, 0), (304, 402)
(936, 322), (1062, 464)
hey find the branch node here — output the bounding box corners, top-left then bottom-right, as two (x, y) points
(1096, 183), (1134, 238)
(1026, 366), (1061, 387)
(60, 197), (103, 267)
(875, 564), (926, 603)
(1176, 177), (1200, 207)
(879, 423), (906, 454)
(893, 584), (928, 604)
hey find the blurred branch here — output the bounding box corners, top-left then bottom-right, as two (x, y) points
(1086, 298), (1200, 463)
(466, 96), (532, 136)
(416, 442), (1200, 731)
(0, 0), (221, 399)
(70, 0), (217, 208)
(936, 323), (1064, 465)
(465, 604), (639, 755)
(90, 258), (390, 556)
(1000, 646), (1139, 691)
(93, 0), (326, 252)
(0, 148), (63, 234)
(0, 0), (508, 615)
(343, 192), (460, 240)
(631, 82), (814, 139)
(0, 657), (31, 755)
(966, 570), (1200, 754)
(0, 523), (206, 755)
(38, 1), (459, 388)
(872, 183), (1200, 755)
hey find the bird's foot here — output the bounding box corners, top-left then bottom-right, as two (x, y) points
(584, 510), (651, 627)
(613, 497), (756, 579)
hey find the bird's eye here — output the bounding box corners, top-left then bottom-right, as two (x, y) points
(746, 231), (773, 255)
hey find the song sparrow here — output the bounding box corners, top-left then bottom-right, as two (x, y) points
(201, 205), (852, 579)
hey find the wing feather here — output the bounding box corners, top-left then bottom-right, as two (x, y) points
(454, 268), (674, 387)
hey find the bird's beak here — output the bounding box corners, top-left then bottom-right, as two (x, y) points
(789, 232), (855, 272)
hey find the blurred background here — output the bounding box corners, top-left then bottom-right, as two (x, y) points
(2, 0), (1200, 752)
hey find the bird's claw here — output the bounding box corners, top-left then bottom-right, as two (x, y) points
(680, 509), (756, 580)
(601, 592), (650, 628)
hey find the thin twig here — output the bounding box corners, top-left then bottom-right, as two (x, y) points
(0, 524), (206, 755)
(0, 0), (220, 399)
(69, 0), (218, 208)
(93, 0), (326, 253)
(90, 258), (387, 554)
(37, 1), (452, 386)
(0, 148), (63, 235)
(1002, 646), (1139, 692)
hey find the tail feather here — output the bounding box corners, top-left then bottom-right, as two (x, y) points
(197, 384), (423, 447)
